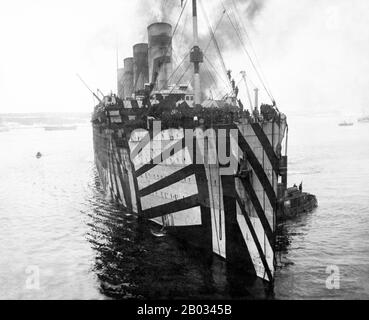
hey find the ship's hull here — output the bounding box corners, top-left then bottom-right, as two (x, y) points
(93, 118), (287, 282)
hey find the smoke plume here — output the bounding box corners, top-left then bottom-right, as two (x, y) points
(134, 0), (267, 98)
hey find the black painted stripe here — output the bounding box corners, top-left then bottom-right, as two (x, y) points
(238, 176), (274, 247)
(110, 145), (122, 201)
(135, 137), (186, 177)
(130, 132), (151, 159)
(107, 148), (115, 197)
(119, 132), (143, 214)
(192, 136), (213, 256)
(114, 142), (133, 211)
(237, 130), (277, 209)
(142, 194), (199, 219)
(135, 163), (157, 177)
(130, 158), (143, 215)
(139, 164), (195, 198)
(223, 174), (256, 273)
(112, 160), (122, 201)
(235, 194), (273, 282)
(251, 123), (279, 174)
(116, 154), (133, 210)
(110, 149), (119, 199)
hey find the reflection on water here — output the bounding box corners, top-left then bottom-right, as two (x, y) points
(86, 172), (273, 299)
(1, 115), (369, 299)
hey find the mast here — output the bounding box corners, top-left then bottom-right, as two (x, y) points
(116, 33), (119, 95)
(241, 71), (254, 111)
(254, 88), (259, 112)
(116, 45), (119, 95)
(190, 0), (203, 106)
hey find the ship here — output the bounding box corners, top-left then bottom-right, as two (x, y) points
(88, 0), (289, 283)
(44, 125), (77, 131)
(338, 121), (354, 127)
(358, 116), (369, 123)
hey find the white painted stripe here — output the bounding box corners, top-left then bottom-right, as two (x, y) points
(201, 143), (226, 258)
(237, 125), (275, 229)
(236, 202), (267, 280)
(236, 194), (274, 281)
(137, 149), (193, 191)
(140, 174), (198, 211)
(150, 206), (202, 227)
(113, 159), (126, 208)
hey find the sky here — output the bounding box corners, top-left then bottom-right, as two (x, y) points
(0, 0), (368, 117)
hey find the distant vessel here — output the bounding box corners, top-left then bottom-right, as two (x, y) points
(358, 116), (369, 123)
(338, 121), (354, 127)
(44, 125), (77, 131)
(0, 118), (8, 132)
(36, 152), (42, 159)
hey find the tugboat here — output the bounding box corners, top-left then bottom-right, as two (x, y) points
(277, 183), (317, 220)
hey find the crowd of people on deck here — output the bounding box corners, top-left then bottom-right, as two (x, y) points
(92, 91), (281, 128)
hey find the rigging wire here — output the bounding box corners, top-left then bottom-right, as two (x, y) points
(177, 5), (189, 47)
(202, 59), (223, 99)
(168, 63), (192, 95)
(159, 8), (226, 95)
(157, 52), (190, 92)
(159, 0), (188, 70)
(230, 0), (275, 103)
(160, 0), (229, 95)
(219, 0), (275, 104)
(200, 8), (232, 95)
(155, 0), (189, 91)
(203, 8), (226, 55)
(199, 0), (230, 90)
(171, 0), (188, 42)
(173, 49), (188, 77)
(213, 76), (243, 101)
(203, 63), (219, 98)
(203, 54), (231, 93)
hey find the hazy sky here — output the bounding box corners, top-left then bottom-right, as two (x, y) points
(0, 0), (368, 116)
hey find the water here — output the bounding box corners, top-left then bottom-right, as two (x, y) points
(0, 117), (368, 300)
(274, 116), (369, 299)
